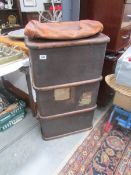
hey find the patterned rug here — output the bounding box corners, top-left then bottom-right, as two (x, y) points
(58, 114), (131, 175)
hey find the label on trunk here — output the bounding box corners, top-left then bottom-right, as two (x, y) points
(79, 92), (92, 106)
(54, 88), (70, 101)
(39, 55), (47, 60)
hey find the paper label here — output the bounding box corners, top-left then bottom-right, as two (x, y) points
(79, 92), (92, 106)
(39, 55), (47, 60)
(54, 88), (70, 101)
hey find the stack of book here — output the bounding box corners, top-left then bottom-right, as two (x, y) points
(0, 87), (26, 131)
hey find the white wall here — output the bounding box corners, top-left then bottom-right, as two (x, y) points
(62, 0), (80, 21)
(19, 0), (50, 12)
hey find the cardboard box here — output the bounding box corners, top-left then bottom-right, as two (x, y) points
(113, 92), (131, 112)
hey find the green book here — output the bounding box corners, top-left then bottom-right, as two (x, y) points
(0, 108), (25, 125)
(0, 112), (25, 132)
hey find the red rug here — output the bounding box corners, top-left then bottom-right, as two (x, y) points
(58, 115), (131, 175)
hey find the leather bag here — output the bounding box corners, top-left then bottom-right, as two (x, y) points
(24, 20), (103, 40)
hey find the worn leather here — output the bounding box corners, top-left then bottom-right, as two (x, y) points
(24, 20), (103, 40)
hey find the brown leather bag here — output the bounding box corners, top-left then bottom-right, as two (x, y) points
(24, 20), (103, 40)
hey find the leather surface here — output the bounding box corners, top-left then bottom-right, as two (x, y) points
(24, 20), (103, 40)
